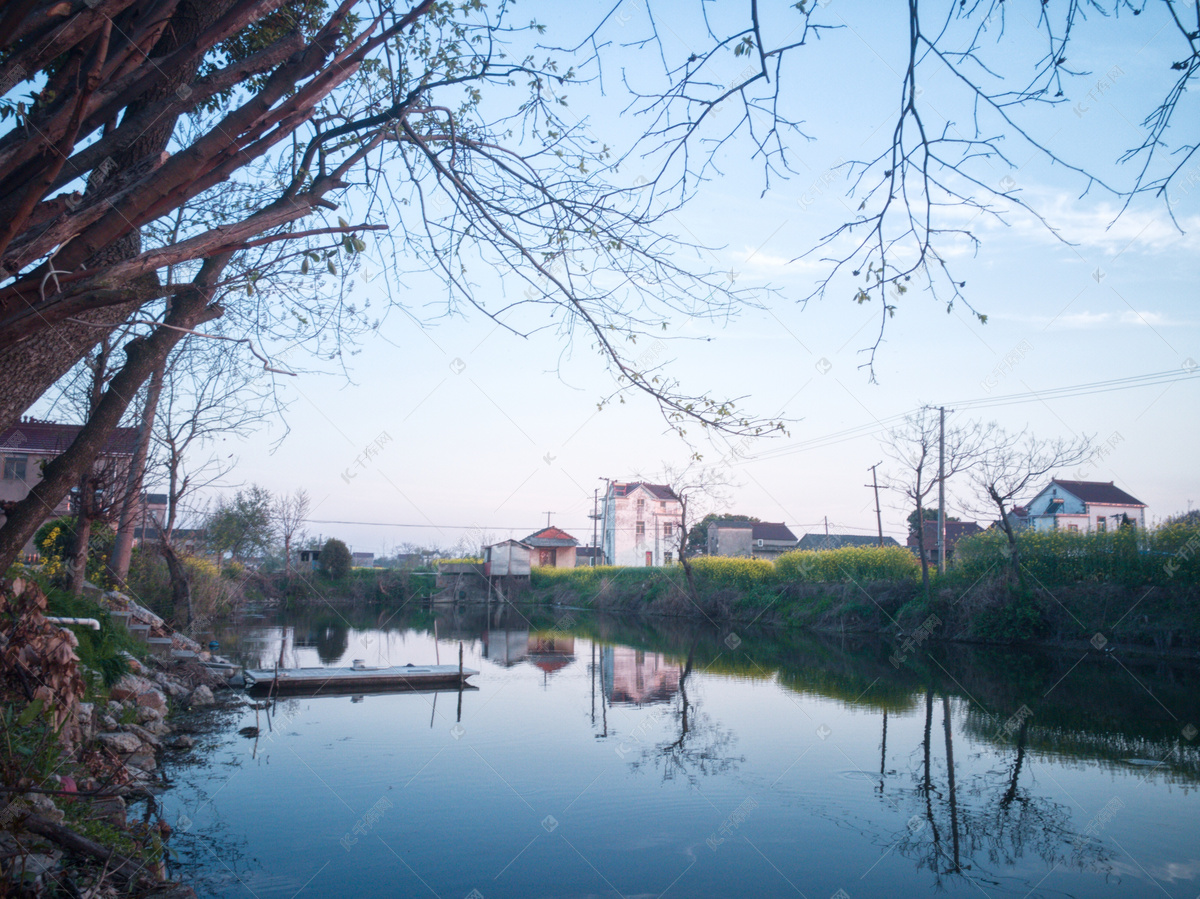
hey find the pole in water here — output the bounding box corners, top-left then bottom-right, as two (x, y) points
(434, 620), (440, 665)
(459, 641), (464, 679)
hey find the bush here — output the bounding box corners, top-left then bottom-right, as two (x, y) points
(320, 538), (352, 580)
(33, 516), (115, 588)
(775, 546), (920, 584)
(952, 521), (1200, 588)
(688, 556), (775, 590)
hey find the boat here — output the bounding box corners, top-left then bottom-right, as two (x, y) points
(243, 661), (478, 695)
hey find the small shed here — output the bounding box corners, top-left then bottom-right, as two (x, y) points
(522, 526), (579, 568)
(483, 540), (532, 577)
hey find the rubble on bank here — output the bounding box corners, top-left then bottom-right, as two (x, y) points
(1, 579), (243, 897)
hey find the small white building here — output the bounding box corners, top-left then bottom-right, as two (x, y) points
(483, 540), (532, 577)
(601, 481), (682, 566)
(1026, 479), (1146, 532)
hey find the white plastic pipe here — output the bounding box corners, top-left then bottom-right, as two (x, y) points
(46, 617), (101, 631)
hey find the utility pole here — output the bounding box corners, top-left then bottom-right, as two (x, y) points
(824, 515), (829, 536)
(590, 488), (599, 566)
(598, 477), (612, 565)
(543, 511), (553, 529)
(867, 463), (884, 547)
(937, 406), (946, 575)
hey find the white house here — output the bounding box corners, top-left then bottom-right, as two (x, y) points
(601, 481), (682, 566)
(1025, 479), (1147, 532)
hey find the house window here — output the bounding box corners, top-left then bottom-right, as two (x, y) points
(3, 455), (27, 481)
(635, 522), (645, 538)
(636, 499), (645, 516)
(1096, 517), (1106, 533)
(663, 523), (673, 537)
(1067, 524), (1079, 532)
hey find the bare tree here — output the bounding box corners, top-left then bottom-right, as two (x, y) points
(150, 334), (277, 538)
(660, 463), (733, 604)
(970, 428), (1094, 581)
(881, 409), (992, 590)
(274, 488), (311, 576)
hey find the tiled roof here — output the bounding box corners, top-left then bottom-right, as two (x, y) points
(752, 522), (798, 543)
(522, 526), (579, 547)
(0, 419), (137, 456)
(907, 521), (983, 548)
(612, 482), (680, 501)
(797, 533), (901, 550)
(1049, 479), (1145, 507)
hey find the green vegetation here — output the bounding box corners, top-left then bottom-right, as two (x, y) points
(318, 538), (353, 580)
(33, 517), (115, 590)
(535, 521), (1200, 650)
(43, 587), (146, 691)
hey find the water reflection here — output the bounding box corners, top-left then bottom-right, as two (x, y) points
(176, 603), (1200, 899)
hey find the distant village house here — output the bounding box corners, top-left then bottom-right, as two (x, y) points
(1022, 479), (1147, 532)
(706, 520), (799, 560)
(602, 481), (682, 566)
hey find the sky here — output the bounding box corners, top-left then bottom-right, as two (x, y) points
(46, 1), (1200, 555)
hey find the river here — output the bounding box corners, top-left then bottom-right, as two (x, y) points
(162, 602), (1200, 898)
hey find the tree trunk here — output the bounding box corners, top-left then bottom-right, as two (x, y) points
(158, 532), (192, 627)
(107, 359), (165, 584)
(915, 501), (930, 592)
(68, 490), (93, 596)
(0, 271), (225, 574)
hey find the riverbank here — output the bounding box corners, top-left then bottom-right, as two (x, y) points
(528, 535), (1200, 652)
(0, 578), (237, 896)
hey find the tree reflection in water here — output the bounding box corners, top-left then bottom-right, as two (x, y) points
(627, 642), (743, 785)
(892, 691), (1117, 889)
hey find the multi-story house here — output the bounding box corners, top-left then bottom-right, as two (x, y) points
(601, 481), (682, 566)
(1025, 479), (1147, 532)
(0, 417), (138, 558)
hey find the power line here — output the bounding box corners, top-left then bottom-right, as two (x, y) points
(748, 367), (1199, 463)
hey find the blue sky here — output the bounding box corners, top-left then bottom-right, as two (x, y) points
(149, 2), (1200, 553)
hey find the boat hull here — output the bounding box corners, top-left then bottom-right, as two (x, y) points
(244, 664), (478, 695)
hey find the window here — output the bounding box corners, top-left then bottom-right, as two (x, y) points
(636, 499), (645, 515)
(1067, 524), (1079, 532)
(663, 523), (673, 537)
(3, 455), (27, 481)
(635, 522), (645, 538)
(1096, 517), (1106, 533)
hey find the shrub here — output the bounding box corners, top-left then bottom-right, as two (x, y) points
(952, 521), (1200, 588)
(33, 516), (115, 588)
(688, 556), (775, 590)
(319, 538), (353, 579)
(775, 546), (919, 584)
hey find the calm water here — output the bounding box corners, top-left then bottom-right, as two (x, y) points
(163, 603), (1200, 898)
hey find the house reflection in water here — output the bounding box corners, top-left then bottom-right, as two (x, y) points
(480, 629), (576, 684)
(480, 628), (531, 666)
(528, 634), (575, 686)
(601, 646), (680, 705)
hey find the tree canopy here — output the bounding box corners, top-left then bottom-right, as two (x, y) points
(0, 0), (1194, 572)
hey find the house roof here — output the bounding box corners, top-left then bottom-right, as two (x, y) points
(1048, 479), (1146, 507)
(611, 481), (680, 501)
(797, 533), (901, 551)
(907, 521), (983, 548)
(752, 522), (798, 543)
(523, 526), (579, 547)
(0, 419), (137, 456)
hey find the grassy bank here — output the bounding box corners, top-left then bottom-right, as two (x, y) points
(257, 565), (439, 606)
(530, 525), (1200, 651)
